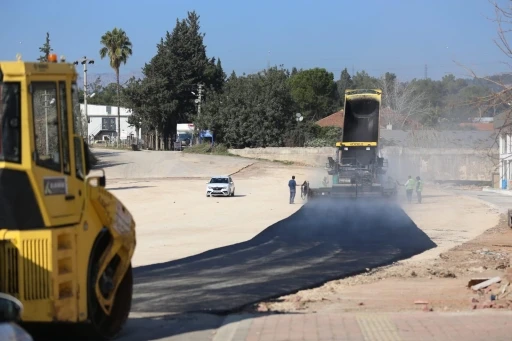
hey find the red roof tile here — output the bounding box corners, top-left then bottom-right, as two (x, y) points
(316, 110), (344, 128)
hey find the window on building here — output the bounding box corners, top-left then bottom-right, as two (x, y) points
(102, 117), (116, 131)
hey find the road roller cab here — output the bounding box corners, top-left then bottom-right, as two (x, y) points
(0, 54), (136, 340)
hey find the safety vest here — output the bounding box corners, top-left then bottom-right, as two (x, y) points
(416, 180), (423, 192)
(405, 179), (416, 190)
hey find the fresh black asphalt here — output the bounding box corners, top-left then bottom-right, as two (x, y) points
(131, 199), (437, 314)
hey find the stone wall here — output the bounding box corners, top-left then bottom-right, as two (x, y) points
(228, 147), (498, 181)
(228, 147), (335, 167)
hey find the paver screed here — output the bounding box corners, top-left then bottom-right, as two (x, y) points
(212, 312), (512, 341)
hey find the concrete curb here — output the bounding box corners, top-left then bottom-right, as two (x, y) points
(482, 187), (512, 196)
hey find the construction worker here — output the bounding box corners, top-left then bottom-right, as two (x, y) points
(404, 175), (415, 203)
(288, 175), (298, 204)
(416, 176), (423, 203)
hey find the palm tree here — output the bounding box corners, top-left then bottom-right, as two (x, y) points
(99, 28), (133, 145)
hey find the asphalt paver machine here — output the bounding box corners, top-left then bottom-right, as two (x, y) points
(308, 89), (397, 200)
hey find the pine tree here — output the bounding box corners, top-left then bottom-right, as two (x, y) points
(337, 68), (353, 106)
(125, 11), (226, 145)
(37, 32), (52, 62)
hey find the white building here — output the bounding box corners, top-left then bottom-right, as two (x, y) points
(81, 104), (139, 142)
(494, 111), (512, 189)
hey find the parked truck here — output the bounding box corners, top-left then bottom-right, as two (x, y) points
(174, 123), (195, 150)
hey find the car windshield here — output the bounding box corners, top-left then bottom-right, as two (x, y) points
(210, 178), (229, 184)
(0, 82), (21, 163)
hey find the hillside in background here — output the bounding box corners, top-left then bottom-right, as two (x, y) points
(467, 73), (512, 92)
(79, 70), (512, 92)
(76, 72), (143, 89)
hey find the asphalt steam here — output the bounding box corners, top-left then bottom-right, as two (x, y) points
(132, 198), (436, 314)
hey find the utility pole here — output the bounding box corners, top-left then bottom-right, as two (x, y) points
(197, 83), (203, 117)
(42, 91), (53, 154)
(191, 84), (204, 145)
(424, 64), (428, 79)
(73, 57), (94, 138)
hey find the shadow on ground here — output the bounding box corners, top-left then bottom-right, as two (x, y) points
(93, 162), (129, 169)
(108, 185), (155, 191)
(118, 312), (286, 341)
(132, 199), (437, 315)
(90, 150), (122, 158)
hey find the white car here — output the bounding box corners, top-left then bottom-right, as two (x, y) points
(206, 176), (235, 197)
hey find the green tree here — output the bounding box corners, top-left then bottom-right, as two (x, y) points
(336, 68), (353, 106)
(77, 76), (123, 106)
(123, 11), (224, 148)
(99, 27), (133, 144)
(37, 32), (52, 62)
(351, 70), (379, 89)
(200, 67), (295, 148)
(288, 67), (337, 121)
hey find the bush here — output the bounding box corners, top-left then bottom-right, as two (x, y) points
(182, 143), (231, 156)
(304, 126), (342, 147)
(304, 138), (332, 147)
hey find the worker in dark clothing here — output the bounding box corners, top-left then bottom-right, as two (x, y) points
(301, 180), (309, 200)
(288, 175), (298, 204)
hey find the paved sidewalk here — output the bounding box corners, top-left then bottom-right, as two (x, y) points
(212, 311), (512, 341)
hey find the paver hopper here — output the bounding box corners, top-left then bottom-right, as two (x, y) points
(308, 89), (397, 200)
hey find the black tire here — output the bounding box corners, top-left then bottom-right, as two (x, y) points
(231, 190), (235, 197)
(86, 232), (133, 340)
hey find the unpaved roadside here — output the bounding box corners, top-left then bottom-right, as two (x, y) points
(106, 161), (313, 267)
(253, 188), (509, 314)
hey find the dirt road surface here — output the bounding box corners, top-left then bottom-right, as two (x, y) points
(255, 189), (508, 315)
(86, 147), (512, 341)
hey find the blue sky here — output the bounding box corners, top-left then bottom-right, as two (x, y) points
(1, 0), (508, 81)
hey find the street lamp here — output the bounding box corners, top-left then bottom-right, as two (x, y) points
(295, 113), (304, 147)
(73, 56), (94, 127)
(42, 92), (56, 155)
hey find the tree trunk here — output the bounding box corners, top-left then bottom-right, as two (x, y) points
(155, 129), (159, 151)
(116, 68), (121, 147)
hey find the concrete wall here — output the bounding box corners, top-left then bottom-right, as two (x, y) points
(228, 147), (334, 167)
(381, 147), (498, 181)
(228, 147), (498, 181)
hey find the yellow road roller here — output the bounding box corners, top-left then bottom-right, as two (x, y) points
(0, 53), (136, 340)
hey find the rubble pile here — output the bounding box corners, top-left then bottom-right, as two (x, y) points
(468, 273), (512, 309)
